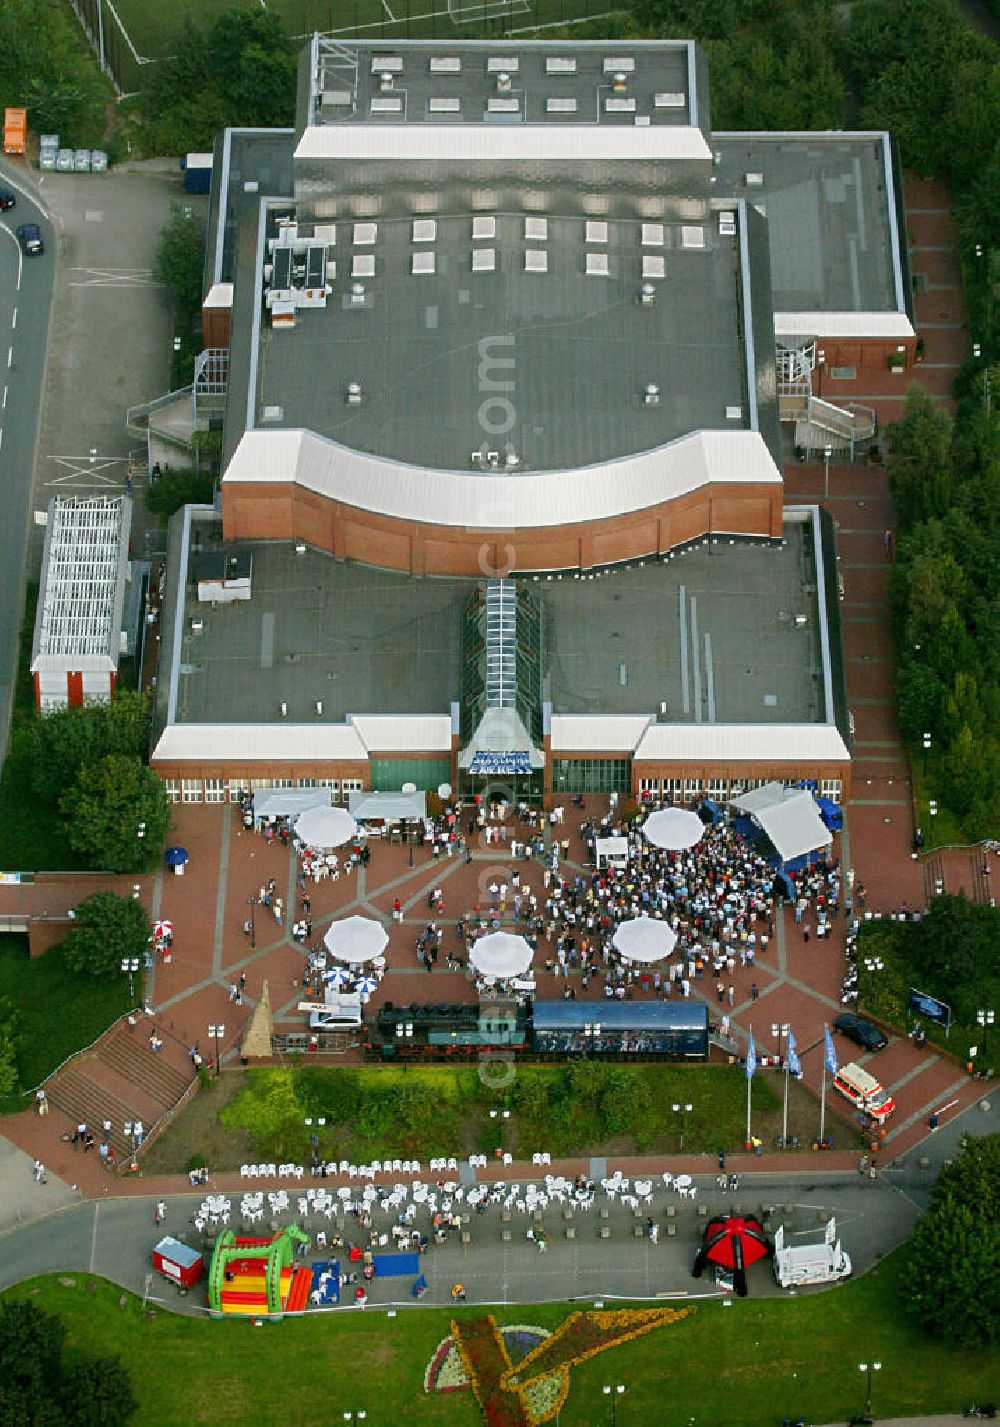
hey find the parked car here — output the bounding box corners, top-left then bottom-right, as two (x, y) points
(834, 1012), (888, 1053)
(16, 223), (44, 256)
(0, 187), (15, 211)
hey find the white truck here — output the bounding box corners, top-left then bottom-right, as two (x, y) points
(773, 1218), (852, 1289)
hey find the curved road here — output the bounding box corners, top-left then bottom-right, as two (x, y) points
(0, 165), (55, 761)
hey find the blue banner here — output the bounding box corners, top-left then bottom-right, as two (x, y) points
(745, 1030), (757, 1080)
(909, 987), (952, 1028)
(469, 751), (533, 776)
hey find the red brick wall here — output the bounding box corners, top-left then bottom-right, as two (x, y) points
(221, 480), (784, 577)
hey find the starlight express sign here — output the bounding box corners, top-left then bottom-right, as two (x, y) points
(468, 751), (533, 776)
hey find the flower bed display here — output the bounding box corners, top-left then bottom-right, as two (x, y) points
(424, 1308), (694, 1425)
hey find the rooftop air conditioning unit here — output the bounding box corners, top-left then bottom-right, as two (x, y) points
(644, 383), (660, 406)
(346, 382), (363, 405)
(497, 71), (512, 92)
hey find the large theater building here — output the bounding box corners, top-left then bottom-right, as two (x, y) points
(148, 38), (917, 807)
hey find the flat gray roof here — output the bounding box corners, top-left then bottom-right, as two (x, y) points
(250, 204), (756, 472)
(544, 522), (825, 726)
(206, 129), (295, 290)
(305, 37), (702, 132)
(156, 514), (827, 734)
(160, 521), (473, 727)
(713, 133), (903, 315)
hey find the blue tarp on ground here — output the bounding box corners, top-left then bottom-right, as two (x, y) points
(309, 1258), (341, 1304)
(372, 1251), (420, 1278)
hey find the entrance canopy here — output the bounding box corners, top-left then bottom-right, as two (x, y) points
(349, 790), (426, 823)
(729, 784), (831, 864)
(612, 916), (678, 963)
(458, 707), (544, 773)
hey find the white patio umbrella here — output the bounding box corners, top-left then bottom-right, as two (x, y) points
(470, 931), (534, 979)
(294, 805), (358, 850)
(612, 915), (678, 964)
(642, 807), (705, 851)
(323, 915), (389, 965)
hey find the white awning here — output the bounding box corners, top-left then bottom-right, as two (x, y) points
(295, 805), (358, 849)
(349, 790), (426, 822)
(470, 932), (534, 978)
(730, 784), (832, 862)
(595, 836), (629, 867)
(252, 788), (330, 819)
(612, 916), (678, 963)
(323, 915), (389, 964)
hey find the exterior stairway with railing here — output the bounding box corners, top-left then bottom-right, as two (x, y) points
(779, 394), (877, 453)
(45, 1017), (196, 1162)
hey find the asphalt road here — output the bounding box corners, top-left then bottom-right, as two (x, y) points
(0, 165), (54, 764)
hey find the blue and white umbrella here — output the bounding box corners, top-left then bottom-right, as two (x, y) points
(354, 975), (379, 995)
(164, 846), (189, 866)
(325, 965), (353, 988)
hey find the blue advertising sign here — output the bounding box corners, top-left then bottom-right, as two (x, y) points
(468, 751), (532, 776)
(909, 987), (952, 1028)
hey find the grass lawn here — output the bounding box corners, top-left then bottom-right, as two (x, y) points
(5, 1250), (996, 1425)
(110, 0), (618, 62)
(0, 935), (130, 1112)
(140, 1061), (858, 1175)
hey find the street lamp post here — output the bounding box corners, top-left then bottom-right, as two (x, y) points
(823, 444), (832, 501)
(602, 1383), (625, 1427)
(489, 1107), (511, 1156)
(858, 1360), (881, 1419)
(120, 956), (140, 1006)
(922, 732), (931, 778)
(248, 894), (257, 950)
(671, 1101), (693, 1151)
(977, 1009), (995, 1057)
(342, 1413), (367, 1423)
(208, 1023), (225, 1077)
(773, 1023), (790, 1147)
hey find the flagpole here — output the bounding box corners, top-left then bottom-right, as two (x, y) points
(746, 1022), (753, 1144)
(819, 1033), (827, 1145)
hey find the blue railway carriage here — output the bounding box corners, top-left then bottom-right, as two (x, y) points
(530, 1000), (709, 1061)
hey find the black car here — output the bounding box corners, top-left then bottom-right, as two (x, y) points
(0, 188), (15, 211)
(834, 1012), (888, 1053)
(16, 223), (43, 256)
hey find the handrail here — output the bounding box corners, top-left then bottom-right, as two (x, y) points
(125, 386), (193, 435)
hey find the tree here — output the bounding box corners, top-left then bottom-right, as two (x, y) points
(153, 205), (206, 319)
(63, 891), (151, 982)
(60, 754), (170, 873)
(0, 997), (21, 1099)
(61, 1358), (136, 1427)
(886, 384), (954, 527)
(0, 1301), (66, 1398)
(903, 1133), (1000, 1347)
(32, 692), (151, 805)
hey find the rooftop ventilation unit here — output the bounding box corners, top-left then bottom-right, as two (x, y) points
(726, 406), (743, 420)
(472, 216), (497, 240)
(585, 252), (609, 277)
(546, 57), (576, 74)
(487, 56), (519, 73)
(429, 96), (461, 113)
(639, 282), (657, 306)
(644, 382), (660, 405)
(411, 251), (435, 274)
(315, 701), (323, 716)
(680, 226), (706, 250)
(472, 248), (497, 273)
(412, 219), (437, 243)
(605, 97), (636, 113)
(641, 223), (664, 247)
(346, 382), (363, 405)
(349, 282), (366, 304)
(744, 172), (764, 186)
(612, 72), (629, 93)
(524, 216), (547, 242)
(654, 92), (685, 109)
(546, 97), (577, 113)
(718, 210), (737, 236)
(496, 71), (512, 93)
(280, 702), (288, 718)
(603, 56), (635, 73)
(371, 55), (403, 73)
(429, 56), (461, 73)
(642, 254), (665, 279)
(371, 96), (402, 113)
(524, 249), (547, 273)
(295, 542), (307, 554)
(379, 73), (394, 92)
(352, 254), (375, 279)
(585, 220), (608, 245)
(353, 222), (377, 246)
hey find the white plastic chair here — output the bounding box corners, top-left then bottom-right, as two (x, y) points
(316, 1230), (327, 1249)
